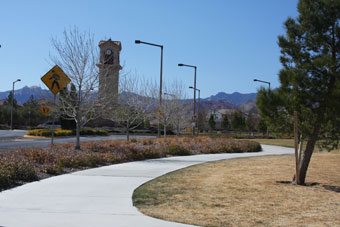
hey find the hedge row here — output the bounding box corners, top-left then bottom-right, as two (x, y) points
(0, 157), (37, 190)
(27, 129), (108, 137)
(0, 137), (261, 191)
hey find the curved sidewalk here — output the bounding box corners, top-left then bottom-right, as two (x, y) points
(0, 145), (293, 227)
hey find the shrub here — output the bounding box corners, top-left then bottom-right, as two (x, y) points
(27, 129), (108, 137)
(168, 144), (191, 156)
(0, 156), (37, 190)
(0, 136), (261, 191)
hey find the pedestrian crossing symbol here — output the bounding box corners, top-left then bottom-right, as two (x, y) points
(40, 104), (51, 116)
(41, 65), (71, 95)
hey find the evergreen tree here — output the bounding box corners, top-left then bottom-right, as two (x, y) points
(258, 118), (267, 136)
(257, 0), (340, 185)
(246, 113), (257, 132)
(231, 111), (246, 131)
(2, 92), (18, 126)
(221, 115), (229, 132)
(208, 114), (216, 131)
(21, 95), (45, 127)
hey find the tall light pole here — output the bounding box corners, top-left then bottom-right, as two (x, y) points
(178, 63), (197, 136)
(11, 79), (21, 130)
(135, 40), (163, 138)
(254, 78), (270, 137)
(189, 86), (200, 135)
(253, 79), (271, 90)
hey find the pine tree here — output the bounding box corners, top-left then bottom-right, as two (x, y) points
(231, 111), (246, 131)
(208, 114), (216, 131)
(221, 115), (229, 132)
(257, 0), (340, 185)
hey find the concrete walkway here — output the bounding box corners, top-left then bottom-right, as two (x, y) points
(0, 145), (293, 227)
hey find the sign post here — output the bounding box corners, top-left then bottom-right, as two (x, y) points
(41, 65), (71, 146)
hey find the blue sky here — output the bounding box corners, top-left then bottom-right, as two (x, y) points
(0, 0), (298, 98)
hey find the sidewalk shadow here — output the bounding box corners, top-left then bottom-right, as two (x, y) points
(323, 185), (340, 193)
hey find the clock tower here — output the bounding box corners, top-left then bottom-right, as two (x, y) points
(97, 39), (122, 104)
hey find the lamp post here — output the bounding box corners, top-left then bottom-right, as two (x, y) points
(253, 79), (271, 90)
(10, 79), (21, 130)
(254, 78), (270, 137)
(178, 63), (197, 136)
(135, 40), (163, 138)
(189, 86), (200, 135)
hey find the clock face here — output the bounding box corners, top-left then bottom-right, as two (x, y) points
(105, 49), (112, 55)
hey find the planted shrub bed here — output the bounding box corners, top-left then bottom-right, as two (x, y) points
(27, 128), (108, 137)
(0, 137), (261, 191)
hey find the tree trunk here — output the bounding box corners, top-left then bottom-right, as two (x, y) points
(75, 120), (81, 150)
(176, 125), (180, 136)
(164, 122), (167, 139)
(296, 124), (320, 185)
(126, 121), (130, 141)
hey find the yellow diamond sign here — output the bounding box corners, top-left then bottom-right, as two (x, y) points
(41, 65), (71, 95)
(40, 104), (51, 116)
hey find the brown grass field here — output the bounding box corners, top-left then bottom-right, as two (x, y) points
(251, 138), (340, 153)
(133, 152), (340, 226)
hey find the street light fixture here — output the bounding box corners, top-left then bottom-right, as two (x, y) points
(254, 79), (271, 89)
(135, 40), (163, 138)
(178, 63), (197, 136)
(11, 79), (21, 130)
(189, 86), (200, 135)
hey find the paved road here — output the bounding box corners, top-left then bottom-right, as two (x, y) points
(0, 131), (154, 150)
(0, 130), (27, 140)
(0, 145), (293, 227)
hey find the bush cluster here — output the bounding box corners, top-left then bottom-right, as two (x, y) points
(0, 137), (261, 191)
(27, 129), (108, 137)
(0, 156), (37, 190)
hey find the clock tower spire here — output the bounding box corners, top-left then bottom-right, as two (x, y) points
(97, 39), (122, 105)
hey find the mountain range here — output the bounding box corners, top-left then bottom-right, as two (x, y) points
(0, 86), (257, 109)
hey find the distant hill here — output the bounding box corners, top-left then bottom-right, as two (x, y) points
(0, 86), (258, 110)
(204, 92), (257, 106)
(199, 99), (236, 110)
(0, 86), (50, 104)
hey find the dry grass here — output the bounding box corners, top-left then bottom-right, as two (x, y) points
(134, 152), (340, 227)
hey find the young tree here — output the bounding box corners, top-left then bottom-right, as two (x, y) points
(208, 114), (216, 131)
(221, 114), (229, 132)
(258, 118), (267, 136)
(231, 111), (246, 132)
(51, 27), (99, 149)
(246, 112), (257, 132)
(162, 80), (189, 137)
(257, 0), (340, 185)
(21, 95), (45, 128)
(104, 73), (154, 141)
(2, 92), (19, 126)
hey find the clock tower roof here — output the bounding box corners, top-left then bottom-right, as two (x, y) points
(98, 39), (121, 49)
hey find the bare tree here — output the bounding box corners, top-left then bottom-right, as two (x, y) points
(162, 80), (189, 136)
(50, 27), (99, 149)
(104, 73), (156, 140)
